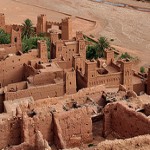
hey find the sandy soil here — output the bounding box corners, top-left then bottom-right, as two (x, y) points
(0, 0), (150, 70)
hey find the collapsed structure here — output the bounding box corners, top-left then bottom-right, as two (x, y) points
(0, 13), (150, 150)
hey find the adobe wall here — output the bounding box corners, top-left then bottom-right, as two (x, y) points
(111, 62), (120, 71)
(6, 131), (52, 150)
(22, 110), (54, 146)
(0, 13), (5, 27)
(7, 81), (28, 92)
(76, 70), (87, 90)
(146, 68), (150, 95)
(103, 103), (150, 138)
(6, 118), (52, 150)
(6, 142), (33, 150)
(0, 114), (22, 149)
(87, 72), (123, 88)
(0, 50), (39, 87)
(73, 55), (85, 74)
(5, 82), (65, 101)
(0, 45), (49, 87)
(52, 39), (86, 69)
(27, 71), (63, 86)
(54, 41), (79, 69)
(0, 17), (22, 52)
(54, 60), (68, 69)
(65, 70), (76, 94)
(24, 64), (37, 79)
(133, 82), (145, 95)
(83, 60), (124, 88)
(53, 107), (92, 149)
(144, 103), (150, 116)
(97, 134), (150, 150)
(0, 85), (105, 149)
(0, 44), (17, 59)
(0, 94), (4, 113)
(32, 84), (105, 111)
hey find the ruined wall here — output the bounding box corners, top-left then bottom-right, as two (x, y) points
(103, 103), (150, 138)
(23, 110), (54, 146)
(97, 134), (150, 150)
(0, 44), (17, 59)
(27, 71), (63, 86)
(0, 114), (22, 149)
(133, 82), (145, 95)
(0, 94), (4, 113)
(6, 143), (33, 150)
(144, 103), (150, 116)
(5, 82), (65, 101)
(146, 68), (150, 95)
(0, 85), (105, 149)
(7, 81), (28, 92)
(53, 107), (92, 149)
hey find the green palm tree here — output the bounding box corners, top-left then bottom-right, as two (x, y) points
(0, 29), (11, 44)
(95, 37), (110, 58)
(86, 45), (98, 60)
(22, 19), (35, 39)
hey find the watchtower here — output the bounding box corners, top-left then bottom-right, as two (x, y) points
(105, 49), (114, 65)
(61, 17), (72, 40)
(37, 14), (47, 34)
(38, 40), (48, 62)
(78, 40), (86, 60)
(0, 13), (5, 27)
(85, 60), (97, 82)
(11, 29), (22, 51)
(76, 31), (84, 41)
(51, 40), (63, 59)
(120, 59), (133, 90)
(65, 70), (76, 94)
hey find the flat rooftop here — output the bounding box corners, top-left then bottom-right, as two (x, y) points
(64, 41), (77, 45)
(40, 62), (63, 72)
(105, 65), (119, 73)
